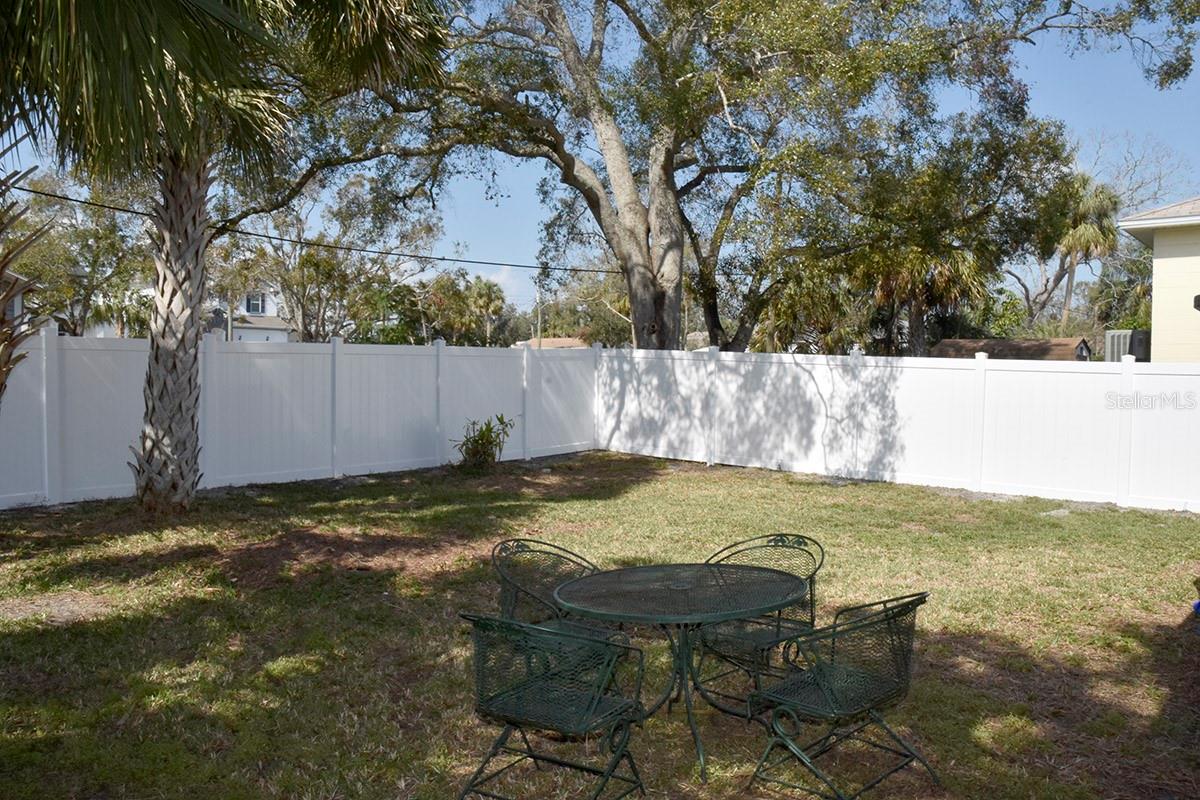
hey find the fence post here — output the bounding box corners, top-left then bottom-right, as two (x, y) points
(434, 338), (446, 464)
(591, 342), (602, 450)
(521, 343), (530, 460)
(40, 329), (63, 505)
(330, 336), (343, 478)
(706, 346), (719, 466)
(199, 331), (219, 487)
(1115, 354), (1136, 507)
(970, 352), (989, 492)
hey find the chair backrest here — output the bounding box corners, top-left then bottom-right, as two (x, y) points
(491, 539), (599, 623)
(706, 534), (825, 623)
(791, 592), (928, 716)
(461, 614), (643, 733)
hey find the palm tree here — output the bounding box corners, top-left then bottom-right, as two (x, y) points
(468, 277), (506, 345)
(6, 1), (446, 511)
(872, 248), (986, 356)
(1057, 176), (1120, 328)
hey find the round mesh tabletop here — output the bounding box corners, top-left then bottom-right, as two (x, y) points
(554, 563), (808, 625)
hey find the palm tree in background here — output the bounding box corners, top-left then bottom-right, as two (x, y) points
(4, 0), (446, 511)
(1057, 175), (1120, 328)
(468, 277), (506, 345)
(871, 249), (987, 356)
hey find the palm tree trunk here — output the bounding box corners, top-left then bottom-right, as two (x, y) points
(908, 289), (928, 356)
(130, 150), (213, 513)
(1060, 253), (1078, 328)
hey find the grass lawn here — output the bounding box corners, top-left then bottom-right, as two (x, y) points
(0, 453), (1197, 799)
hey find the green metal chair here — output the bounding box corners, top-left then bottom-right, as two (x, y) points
(698, 534), (825, 709)
(492, 538), (617, 640)
(459, 614), (647, 800)
(748, 592), (936, 800)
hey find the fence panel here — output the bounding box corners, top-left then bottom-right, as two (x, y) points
(1126, 364), (1200, 509)
(597, 350), (709, 463)
(57, 338), (147, 502)
(439, 346), (525, 462)
(202, 341), (334, 487)
(525, 349), (596, 458)
(979, 362), (1123, 502)
(0, 335), (47, 507)
(337, 343), (440, 475)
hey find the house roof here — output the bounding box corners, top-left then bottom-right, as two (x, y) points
(512, 337), (589, 349)
(232, 314), (291, 331)
(1118, 195), (1200, 246)
(930, 338), (1091, 361)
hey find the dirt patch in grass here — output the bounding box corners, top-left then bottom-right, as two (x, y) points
(219, 526), (491, 587)
(0, 589), (115, 624)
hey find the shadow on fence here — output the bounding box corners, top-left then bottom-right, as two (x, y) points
(599, 351), (904, 482)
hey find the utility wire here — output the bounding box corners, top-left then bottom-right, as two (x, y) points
(14, 184), (623, 275)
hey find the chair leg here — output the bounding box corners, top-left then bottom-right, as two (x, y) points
(590, 722), (643, 800)
(518, 728), (541, 771)
(749, 714), (848, 800)
(458, 724), (516, 800)
(868, 711), (940, 786)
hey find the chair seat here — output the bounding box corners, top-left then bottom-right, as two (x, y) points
(480, 677), (638, 736)
(751, 663), (901, 720)
(534, 617), (627, 644)
(702, 616), (814, 660)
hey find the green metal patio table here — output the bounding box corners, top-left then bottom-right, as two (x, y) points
(554, 562), (808, 781)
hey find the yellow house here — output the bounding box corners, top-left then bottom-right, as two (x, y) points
(1118, 197), (1200, 363)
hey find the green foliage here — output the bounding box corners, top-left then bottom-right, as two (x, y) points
(453, 414), (515, 471)
(5, 0), (448, 176)
(536, 270), (635, 348)
(14, 173), (153, 336)
(1091, 243), (1153, 330)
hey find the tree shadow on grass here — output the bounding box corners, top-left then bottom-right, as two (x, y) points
(0, 452), (664, 593)
(912, 619), (1199, 800)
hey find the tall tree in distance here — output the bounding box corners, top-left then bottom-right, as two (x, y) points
(15, 174), (153, 336)
(1056, 176), (1121, 327)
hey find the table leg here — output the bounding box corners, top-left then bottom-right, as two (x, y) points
(645, 625), (710, 781)
(674, 625), (708, 782)
(644, 626), (682, 717)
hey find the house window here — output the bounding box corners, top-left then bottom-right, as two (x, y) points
(245, 293), (265, 315)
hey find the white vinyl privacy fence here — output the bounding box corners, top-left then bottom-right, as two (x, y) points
(2, 333), (1199, 511)
(0, 332), (596, 508)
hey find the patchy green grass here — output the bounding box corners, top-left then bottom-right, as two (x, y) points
(0, 453), (1196, 799)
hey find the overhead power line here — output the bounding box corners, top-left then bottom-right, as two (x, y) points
(14, 184), (622, 275)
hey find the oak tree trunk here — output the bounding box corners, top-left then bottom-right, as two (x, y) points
(130, 150), (212, 513)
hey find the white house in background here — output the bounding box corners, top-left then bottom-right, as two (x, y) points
(1119, 196), (1200, 362)
(224, 290), (295, 342)
(1, 271), (27, 325)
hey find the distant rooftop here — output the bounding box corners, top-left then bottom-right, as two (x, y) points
(513, 337), (589, 349)
(931, 338), (1092, 361)
(233, 314), (291, 331)
(1118, 195), (1200, 246)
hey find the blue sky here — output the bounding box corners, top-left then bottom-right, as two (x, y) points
(441, 38), (1200, 309)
